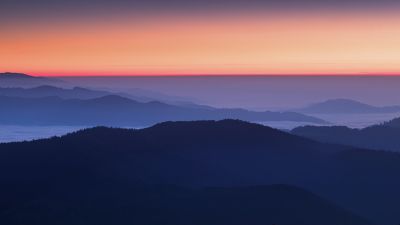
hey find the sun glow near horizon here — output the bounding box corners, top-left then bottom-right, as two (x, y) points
(2, 10), (400, 76)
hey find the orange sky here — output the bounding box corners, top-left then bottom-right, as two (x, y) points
(2, 11), (400, 76)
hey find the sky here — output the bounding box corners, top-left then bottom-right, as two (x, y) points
(1, 0), (400, 76)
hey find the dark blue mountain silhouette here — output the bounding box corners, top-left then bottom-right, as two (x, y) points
(296, 98), (400, 114)
(0, 95), (326, 126)
(0, 85), (111, 99)
(382, 117), (400, 128)
(0, 85), (181, 103)
(0, 72), (62, 87)
(0, 72), (37, 79)
(0, 120), (399, 224)
(0, 73), (187, 103)
(292, 117), (400, 152)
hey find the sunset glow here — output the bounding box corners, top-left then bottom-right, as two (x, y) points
(2, 9), (400, 76)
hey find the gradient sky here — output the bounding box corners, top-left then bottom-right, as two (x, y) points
(2, 0), (400, 76)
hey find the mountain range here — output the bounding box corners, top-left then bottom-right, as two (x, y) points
(296, 98), (400, 114)
(292, 117), (400, 152)
(1, 120), (400, 224)
(0, 73), (328, 125)
(0, 85), (158, 102)
(0, 93), (326, 126)
(0, 72), (197, 103)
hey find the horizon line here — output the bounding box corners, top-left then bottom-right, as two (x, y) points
(44, 74), (400, 77)
(4, 71), (400, 77)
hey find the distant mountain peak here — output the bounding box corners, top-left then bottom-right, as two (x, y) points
(0, 72), (35, 79)
(31, 85), (63, 91)
(319, 98), (369, 106)
(88, 94), (138, 104)
(72, 86), (91, 91)
(297, 98), (400, 114)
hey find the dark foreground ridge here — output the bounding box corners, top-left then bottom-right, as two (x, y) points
(2, 120), (400, 224)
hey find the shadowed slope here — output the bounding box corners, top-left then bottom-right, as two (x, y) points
(292, 117), (400, 152)
(0, 120), (399, 223)
(0, 120), (376, 225)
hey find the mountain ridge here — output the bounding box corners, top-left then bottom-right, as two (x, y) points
(297, 98), (400, 114)
(0, 119), (398, 224)
(0, 95), (327, 126)
(0, 72), (37, 79)
(292, 117), (400, 152)
(0, 72), (62, 87)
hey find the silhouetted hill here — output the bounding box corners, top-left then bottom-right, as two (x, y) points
(0, 85), (110, 99)
(0, 72), (62, 87)
(0, 85), (185, 103)
(0, 120), (399, 224)
(296, 98), (400, 114)
(0, 85), (112, 99)
(0, 72), (37, 79)
(292, 117), (400, 152)
(381, 117), (400, 128)
(0, 95), (326, 126)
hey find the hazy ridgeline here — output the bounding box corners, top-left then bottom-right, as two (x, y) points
(60, 76), (400, 110)
(3, 72), (400, 112)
